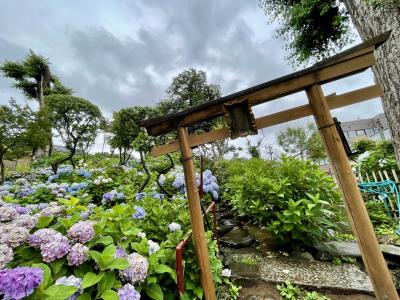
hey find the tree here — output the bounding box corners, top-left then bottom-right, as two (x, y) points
(276, 123), (326, 163)
(159, 68), (221, 133)
(1, 50), (72, 107)
(259, 0), (400, 167)
(44, 95), (103, 173)
(246, 137), (264, 158)
(1, 50), (72, 155)
(109, 106), (158, 165)
(0, 100), (32, 183)
(352, 138), (398, 173)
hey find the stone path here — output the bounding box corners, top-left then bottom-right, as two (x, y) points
(215, 208), (398, 298)
(223, 247), (374, 293)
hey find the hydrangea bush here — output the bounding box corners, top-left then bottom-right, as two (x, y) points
(0, 157), (238, 299)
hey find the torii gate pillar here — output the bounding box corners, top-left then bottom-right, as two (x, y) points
(307, 84), (397, 300)
(178, 126), (217, 299)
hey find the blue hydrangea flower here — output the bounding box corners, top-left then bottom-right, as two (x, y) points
(132, 206), (146, 219)
(151, 193), (164, 200)
(148, 240), (160, 255)
(168, 222), (182, 232)
(55, 275), (82, 300)
(135, 192), (147, 200)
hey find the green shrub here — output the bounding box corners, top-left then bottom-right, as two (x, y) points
(223, 156), (343, 249)
(365, 201), (396, 227)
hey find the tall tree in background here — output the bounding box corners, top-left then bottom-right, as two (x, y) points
(0, 100), (32, 183)
(277, 123), (326, 164)
(110, 107), (158, 165)
(159, 68), (221, 133)
(1, 50), (72, 155)
(45, 95), (103, 173)
(259, 0), (400, 167)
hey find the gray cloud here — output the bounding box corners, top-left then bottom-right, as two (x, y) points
(0, 0), (384, 153)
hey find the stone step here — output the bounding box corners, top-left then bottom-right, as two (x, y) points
(315, 241), (400, 267)
(225, 251), (374, 294)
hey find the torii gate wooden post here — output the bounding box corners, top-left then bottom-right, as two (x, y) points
(306, 84), (397, 300)
(177, 126), (216, 299)
(141, 31), (397, 300)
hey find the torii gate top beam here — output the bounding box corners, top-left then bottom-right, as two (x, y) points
(141, 31), (390, 137)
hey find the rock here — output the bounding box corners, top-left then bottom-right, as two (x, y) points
(220, 227), (254, 248)
(314, 241), (361, 260)
(247, 226), (274, 244)
(217, 224), (232, 235)
(291, 251), (314, 261)
(379, 244), (400, 267)
(221, 218), (241, 227)
(315, 241), (400, 265)
(379, 244), (400, 259)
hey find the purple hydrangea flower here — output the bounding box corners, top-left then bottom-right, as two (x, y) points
(27, 228), (63, 248)
(132, 206), (146, 219)
(0, 244), (13, 269)
(67, 243), (89, 266)
(12, 214), (38, 230)
(40, 205), (64, 217)
(0, 224), (29, 248)
(55, 275), (82, 300)
(115, 247), (127, 258)
(0, 267), (43, 300)
(118, 284), (140, 300)
(102, 192), (114, 201)
(0, 206), (17, 221)
(13, 205), (28, 215)
(40, 236), (70, 262)
(67, 221), (95, 243)
(119, 253), (148, 284)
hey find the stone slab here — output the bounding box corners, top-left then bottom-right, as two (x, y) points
(260, 256), (374, 293)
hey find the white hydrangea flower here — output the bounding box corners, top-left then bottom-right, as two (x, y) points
(221, 268), (231, 277)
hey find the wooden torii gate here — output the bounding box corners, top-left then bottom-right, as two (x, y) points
(141, 31), (397, 300)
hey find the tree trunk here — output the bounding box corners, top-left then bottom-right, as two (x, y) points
(342, 1), (400, 167)
(0, 152), (4, 184)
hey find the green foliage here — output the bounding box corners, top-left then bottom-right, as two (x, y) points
(352, 139), (398, 174)
(277, 281), (301, 299)
(158, 68), (221, 133)
(277, 281), (329, 300)
(259, 0), (351, 65)
(277, 123), (326, 163)
(224, 157), (342, 249)
(0, 99), (34, 182)
(365, 201), (396, 227)
(332, 256), (356, 266)
(44, 95), (103, 171)
(159, 68), (221, 114)
(109, 106), (158, 165)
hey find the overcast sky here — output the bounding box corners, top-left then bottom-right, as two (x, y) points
(0, 0), (384, 155)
